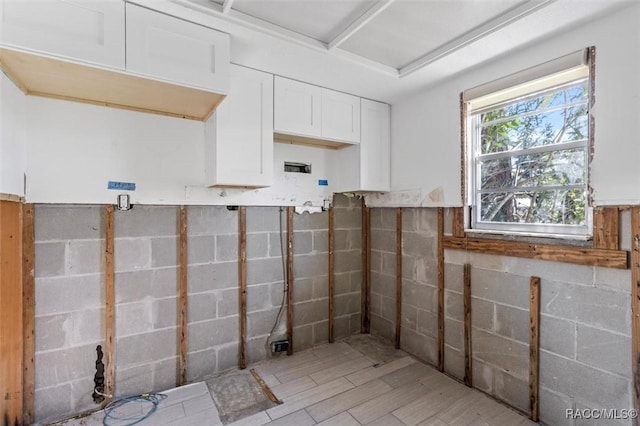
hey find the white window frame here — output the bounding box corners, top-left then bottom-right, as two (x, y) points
(463, 48), (594, 239)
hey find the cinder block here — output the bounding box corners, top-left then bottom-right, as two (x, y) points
(333, 193), (351, 208)
(471, 297), (495, 332)
(293, 277), (314, 303)
(495, 304), (528, 343)
(495, 370), (529, 413)
(70, 376), (100, 415)
(294, 210), (328, 230)
(35, 344), (97, 389)
(472, 359), (495, 394)
(247, 336), (269, 365)
(417, 209), (438, 233)
(116, 301), (153, 337)
(116, 328), (178, 368)
(187, 292), (217, 322)
(217, 342), (240, 372)
(115, 270), (153, 303)
(540, 350), (631, 410)
(349, 313), (361, 335)
(268, 283), (287, 314)
(293, 253), (329, 278)
(334, 207), (362, 230)
(574, 401), (631, 426)
(369, 208), (383, 229)
(153, 297), (178, 330)
(35, 242), (66, 278)
(539, 387), (575, 426)
(371, 314), (394, 341)
(401, 303), (418, 331)
(248, 283), (273, 312)
(248, 233), (270, 259)
(187, 206), (237, 236)
(36, 314), (70, 352)
(188, 262), (238, 293)
(443, 345), (464, 381)
(152, 357), (180, 392)
(371, 271), (395, 299)
(294, 299), (326, 325)
(114, 238), (151, 272)
(73, 308), (103, 346)
(416, 257), (437, 285)
(594, 267), (631, 293)
(371, 292), (382, 316)
(402, 208), (418, 232)
(541, 314), (576, 359)
(472, 329), (528, 379)
(444, 318), (463, 350)
(333, 316), (350, 339)
(467, 252), (506, 271)
(349, 271), (362, 293)
(334, 229), (350, 251)
(313, 230), (328, 253)
(293, 231), (313, 255)
(216, 234), (238, 262)
(382, 252), (396, 276)
(541, 280), (630, 334)
(268, 231), (287, 258)
(399, 327), (437, 365)
(334, 273), (350, 295)
(115, 205), (178, 238)
(248, 308), (279, 337)
(68, 240), (103, 275)
(576, 324), (631, 377)
(35, 275), (102, 316)
(34, 383), (72, 424)
(471, 268), (529, 309)
(417, 308), (437, 338)
(370, 250), (382, 273)
(402, 280), (436, 311)
(335, 250), (361, 273)
(150, 236), (178, 267)
(217, 288), (239, 317)
(312, 321), (329, 345)
(335, 293), (360, 317)
(402, 255), (417, 281)
(152, 267), (179, 298)
(248, 257), (286, 284)
(187, 316), (238, 353)
(505, 257), (594, 286)
(187, 348), (217, 382)
(293, 324), (314, 351)
(444, 250), (468, 267)
(445, 290), (463, 322)
(371, 229), (395, 251)
(402, 232), (436, 258)
(187, 235), (215, 264)
(381, 208), (398, 230)
(35, 205), (102, 242)
(116, 363), (154, 397)
(313, 276), (329, 299)
(247, 207), (280, 232)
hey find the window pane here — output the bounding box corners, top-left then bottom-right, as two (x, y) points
(480, 148), (587, 190)
(479, 189), (586, 225)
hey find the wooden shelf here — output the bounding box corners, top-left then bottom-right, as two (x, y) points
(0, 48), (226, 121)
(274, 132), (355, 150)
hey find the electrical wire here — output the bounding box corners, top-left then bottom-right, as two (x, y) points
(102, 393), (168, 426)
(266, 207), (288, 347)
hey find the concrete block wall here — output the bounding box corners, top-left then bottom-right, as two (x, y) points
(369, 208), (397, 340)
(33, 199), (362, 422)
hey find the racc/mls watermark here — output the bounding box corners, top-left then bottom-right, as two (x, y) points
(566, 409), (638, 420)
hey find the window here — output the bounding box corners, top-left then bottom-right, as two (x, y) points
(464, 48), (593, 238)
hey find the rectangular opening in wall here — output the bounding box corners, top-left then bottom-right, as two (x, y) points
(284, 161), (312, 174)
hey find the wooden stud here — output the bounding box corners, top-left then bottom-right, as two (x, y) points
(437, 208), (445, 372)
(452, 207), (466, 238)
(287, 206), (294, 355)
(22, 203), (36, 425)
(631, 207), (640, 416)
(361, 199), (370, 333)
(442, 236), (628, 269)
(593, 207), (619, 250)
(178, 206), (188, 384)
(0, 201), (24, 424)
(529, 276), (541, 422)
(328, 207), (335, 343)
(104, 205), (115, 402)
(239, 207), (247, 368)
(250, 369), (283, 405)
(395, 208), (403, 349)
(463, 263), (472, 387)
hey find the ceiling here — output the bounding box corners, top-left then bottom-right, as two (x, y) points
(171, 0), (632, 102)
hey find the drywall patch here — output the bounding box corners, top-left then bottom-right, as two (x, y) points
(428, 186), (444, 203)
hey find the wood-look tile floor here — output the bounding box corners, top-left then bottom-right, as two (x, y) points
(229, 335), (536, 426)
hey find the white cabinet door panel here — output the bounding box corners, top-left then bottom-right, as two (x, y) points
(321, 89), (360, 144)
(360, 99), (390, 191)
(274, 76), (321, 138)
(1, 0), (125, 68)
(126, 3), (229, 92)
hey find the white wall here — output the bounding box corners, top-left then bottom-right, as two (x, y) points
(377, 3), (640, 207)
(0, 72), (27, 196)
(25, 96), (332, 206)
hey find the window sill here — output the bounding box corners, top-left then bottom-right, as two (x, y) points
(464, 228), (592, 247)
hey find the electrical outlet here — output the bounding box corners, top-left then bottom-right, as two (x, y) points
(271, 340), (289, 353)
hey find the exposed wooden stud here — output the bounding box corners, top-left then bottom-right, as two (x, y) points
(22, 203), (36, 425)
(361, 200), (371, 334)
(250, 368), (283, 405)
(437, 208), (445, 372)
(593, 207), (619, 250)
(104, 205), (115, 402)
(239, 207), (247, 368)
(631, 207), (640, 415)
(395, 208), (403, 349)
(452, 207), (466, 238)
(0, 201), (24, 423)
(178, 206), (188, 384)
(529, 276), (541, 422)
(287, 206), (294, 355)
(328, 206), (335, 343)
(463, 263), (472, 387)
(442, 236), (628, 269)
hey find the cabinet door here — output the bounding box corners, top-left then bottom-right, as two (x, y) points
(125, 4), (229, 93)
(360, 99), (390, 191)
(0, 0), (124, 68)
(321, 88), (360, 144)
(274, 76), (322, 138)
(206, 65), (273, 187)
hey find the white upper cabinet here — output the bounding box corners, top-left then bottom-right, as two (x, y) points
(274, 76), (322, 138)
(322, 88), (360, 144)
(0, 0), (125, 68)
(360, 99), (390, 191)
(205, 65), (273, 187)
(126, 3), (230, 93)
